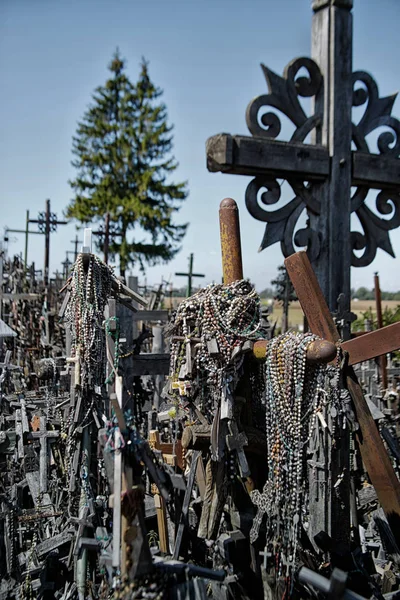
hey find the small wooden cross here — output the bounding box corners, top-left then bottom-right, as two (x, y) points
(172, 379), (191, 396)
(259, 546), (272, 570)
(29, 415), (59, 494)
(226, 420), (250, 477)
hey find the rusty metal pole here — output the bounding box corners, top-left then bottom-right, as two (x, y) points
(219, 198), (243, 284)
(374, 272), (388, 390)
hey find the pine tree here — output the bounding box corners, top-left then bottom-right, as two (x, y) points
(271, 265), (297, 332)
(65, 51), (188, 276)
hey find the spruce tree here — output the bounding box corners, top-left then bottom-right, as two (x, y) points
(66, 51), (188, 276)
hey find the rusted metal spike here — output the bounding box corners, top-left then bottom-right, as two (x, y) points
(219, 198), (244, 284)
(285, 250), (400, 543)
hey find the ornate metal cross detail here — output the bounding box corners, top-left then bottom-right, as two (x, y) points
(206, 0), (400, 312)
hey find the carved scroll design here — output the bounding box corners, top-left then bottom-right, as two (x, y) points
(245, 57), (323, 259)
(351, 189), (400, 267)
(245, 177), (322, 261)
(350, 72), (400, 266)
(245, 62), (400, 267)
(246, 57), (322, 142)
(352, 71), (400, 157)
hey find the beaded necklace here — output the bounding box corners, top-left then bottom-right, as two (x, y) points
(250, 331), (339, 587)
(165, 280), (261, 414)
(63, 254), (114, 390)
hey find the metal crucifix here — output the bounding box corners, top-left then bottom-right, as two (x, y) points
(206, 0), (400, 335)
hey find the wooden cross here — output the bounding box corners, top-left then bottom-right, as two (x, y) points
(70, 235), (83, 261)
(29, 415), (59, 494)
(285, 250), (400, 545)
(206, 0), (400, 327)
(175, 253), (205, 297)
(226, 420), (250, 478)
(0, 350), (20, 372)
(28, 199), (68, 286)
(92, 212), (122, 264)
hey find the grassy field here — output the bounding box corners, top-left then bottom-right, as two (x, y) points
(163, 296), (399, 331)
(263, 299), (400, 330)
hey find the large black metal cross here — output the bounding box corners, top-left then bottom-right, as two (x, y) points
(206, 0), (400, 332)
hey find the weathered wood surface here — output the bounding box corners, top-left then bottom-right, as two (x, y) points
(342, 323), (400, 365)
(206, 134), (329, 179)
(352, 152), (400, 189)
(285, 251), (400, 544)
(206, 139), (400, 191)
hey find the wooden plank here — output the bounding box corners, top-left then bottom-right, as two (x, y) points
(206, 134), (330, 180)
(132, 310), (169, 322)
(285, 251), (400, 544)
(284, 251), (339, 342)
(353, 152), (400, 189)
(2, 293), (41, 301)
(128, 354), (170, 376)
(342, 322), (400, 365)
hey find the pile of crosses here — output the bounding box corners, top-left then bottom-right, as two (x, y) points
(1, 206), (400, 600)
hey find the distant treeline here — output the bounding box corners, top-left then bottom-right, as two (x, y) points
(258, 286), (400, 301)
(350, 287), (400, 301)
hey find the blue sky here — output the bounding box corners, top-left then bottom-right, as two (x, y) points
(1, 0), (399, 292)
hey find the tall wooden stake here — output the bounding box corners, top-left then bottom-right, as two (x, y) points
(374, 272), (388, 390)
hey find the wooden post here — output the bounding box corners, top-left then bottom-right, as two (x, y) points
(149, 430), (169, 554)
(374, 272), (388, 390)
(310, 0), (353, 329)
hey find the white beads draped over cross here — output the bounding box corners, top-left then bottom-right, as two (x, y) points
(250, 332), (336, 578)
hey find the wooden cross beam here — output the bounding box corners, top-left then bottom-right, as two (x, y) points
(285, 250), (400, 543)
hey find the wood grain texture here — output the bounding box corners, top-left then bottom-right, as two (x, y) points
(342, 322), (400, 365)
(206, 134), (329, 179)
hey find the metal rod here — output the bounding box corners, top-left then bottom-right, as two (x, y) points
(219, 198), (243, 284)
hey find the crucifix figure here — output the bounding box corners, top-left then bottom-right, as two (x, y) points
(175, 253), (205, 297)
(206, 0), (400, 335)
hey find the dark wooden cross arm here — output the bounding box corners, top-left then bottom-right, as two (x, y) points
(206, 134), (400, 191)
(285, 250), (400, 541)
